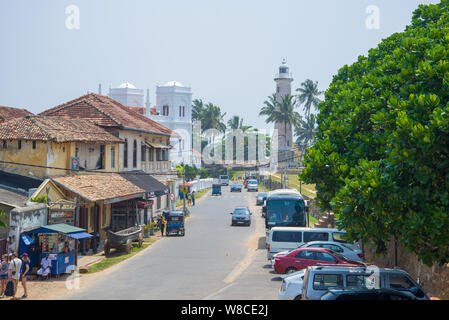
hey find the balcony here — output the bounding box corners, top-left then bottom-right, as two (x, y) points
(142, 161), (171, 173)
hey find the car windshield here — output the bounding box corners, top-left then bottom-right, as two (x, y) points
(234, 208), (249, 215)
(248, 180), (257, 184)
(232, 183), (240, 187)
(331, 251), (351, 262)
(341, 243), (357, 252)
(258, 193), (267, 197)
(267, 199), (306, 226)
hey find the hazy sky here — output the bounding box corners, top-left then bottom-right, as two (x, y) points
(0, 0), (440, 130)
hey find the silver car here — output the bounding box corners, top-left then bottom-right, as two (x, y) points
(299, 241), (364, 262)
(247, 179), (258, 192)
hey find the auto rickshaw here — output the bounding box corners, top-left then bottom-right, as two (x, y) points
(164, 210), (185, 236)
(212, 184), (222, 196)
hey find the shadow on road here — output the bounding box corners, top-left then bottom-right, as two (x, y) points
(262, 264), (272, 269)
(270, 276), (283, 282)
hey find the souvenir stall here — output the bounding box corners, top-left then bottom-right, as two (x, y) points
(19, 224), (92, 275)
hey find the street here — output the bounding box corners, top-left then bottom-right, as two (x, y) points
(65, 187), (280, 300)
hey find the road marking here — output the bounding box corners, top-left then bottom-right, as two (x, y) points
(202, 282), (236, 300)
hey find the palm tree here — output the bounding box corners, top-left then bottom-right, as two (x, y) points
(227, 115), (252, 132)
(202, 103), (227, 132)
(259, 94), (302, 143)
(295, 113), (317, 162)
(296, 79), (323, 118)
(192, 99), (205, 121)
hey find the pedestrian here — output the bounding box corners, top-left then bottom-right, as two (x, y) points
(20, 253), (30, 299)
(0, 254), (9, 298)
(8, 252), (22, 300)
(192, 191), (195, 206)
(159, 216), (165, 236)
(187, 193), (192, 206)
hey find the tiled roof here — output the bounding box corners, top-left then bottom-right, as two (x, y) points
(40, 93), (172, 136)
(0, 106), (33, 123)
(52, 173), (145, 202)
(0, 115), (124, 143)
(125, 106), (146, 116)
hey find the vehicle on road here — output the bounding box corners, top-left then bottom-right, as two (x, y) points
(278, 269), (306, 300)
(298, 241), (363, 262)
(212, 184), (222, 196)
(220, 175), (229, 186)
(165, 210), (185, 236)
(300, 265), (429, 300)
(230, 182), (242, 192)
(267, 227), (359, 260)
(256, 192), (267, 205)
(320, 288), (416, 300)
(273, 247), (363, 274)
(247, 179), (259, 192)
(230, 207), (252, 226)
(262, 189), (309, 242)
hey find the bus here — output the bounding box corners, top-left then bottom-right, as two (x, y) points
(262, 189), (309, 241)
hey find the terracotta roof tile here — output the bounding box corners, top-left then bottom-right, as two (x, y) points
(0, 115), (124, 143)
(0, 106), (33, 123)
(125, 106), (146, 116)
(52, 173), (145, 202)
(40, 93), (173, 136)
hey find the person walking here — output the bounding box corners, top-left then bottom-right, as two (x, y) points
(0, 254), (9, 298)
(191, 191), (196, 206)
(159, 216), (165, 237)
(187, 193), (192, 206)
(8, 252), (22, 300)
(19, 253), (30, 299)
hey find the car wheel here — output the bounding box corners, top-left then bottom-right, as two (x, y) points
(294, 295), (302, 300)
(285, 267), (297, 274)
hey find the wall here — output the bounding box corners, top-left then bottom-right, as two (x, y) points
(364, 240), (449, 299)
(8, 203), (47, 253)
(0, 140), (48, 178)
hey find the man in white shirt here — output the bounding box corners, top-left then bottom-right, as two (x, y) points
(37, 253), (52, 277)
(8, 252), (22, 300)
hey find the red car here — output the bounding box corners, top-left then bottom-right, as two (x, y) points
(273, 247), (363, 274)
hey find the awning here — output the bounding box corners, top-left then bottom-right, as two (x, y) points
(66, 232), (93, 240)
(119, 171), (170, 197)
(28, 223), (86, 235)
(145, 140), (173, 149)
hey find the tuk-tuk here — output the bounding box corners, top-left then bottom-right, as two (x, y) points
(212, 184), (222, 196)
(164, 210), (185, 236)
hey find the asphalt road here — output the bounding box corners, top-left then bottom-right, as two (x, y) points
(66, 187), (281, 300)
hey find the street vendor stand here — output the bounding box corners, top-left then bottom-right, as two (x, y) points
(19, 223), (92, 276)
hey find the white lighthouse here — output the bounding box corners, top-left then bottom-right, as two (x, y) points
(274, 59), (294, 165)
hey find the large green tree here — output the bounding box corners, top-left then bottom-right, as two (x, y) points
(201, 103), (227, 132)
(295, 113), (317, 161)
(301, 0), (449, 265)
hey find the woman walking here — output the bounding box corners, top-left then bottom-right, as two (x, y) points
(20, 253), (30, 299)
(0, 254), (9, 298)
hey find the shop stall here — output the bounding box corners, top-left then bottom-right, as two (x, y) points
(19, 223), (92, 275)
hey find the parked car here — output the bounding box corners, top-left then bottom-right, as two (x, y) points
(298, 241), (364, 262)
(278, 269), (307, 300)
(230, 207), (252, 226)
(220, 175), (229, 186)
(230, 183), (242, 192)
(299, 265), (429, 300)
(267, 227), (360, 260)
(247, 179), (258, 192)
(256, 192), (267, 205)
(273, 247), (363, 274)
(320, 288), (415, 300)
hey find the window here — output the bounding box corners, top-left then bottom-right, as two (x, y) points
(182, 106), (185, 117)
(163, 105), (169, 116)
(148, 147), (154, 161)
(313, 274), (343, 291)
(332, 232), (350, 243)
(98, 145), (105, 169)
(163, 149), (168, 161)
(179, 106), (182, 117)
(322, 244), (344, 253)
(32, 141), (36, 149)
(157, 196), (161, 209)
(272, 231), (302, 243)
(295, 250), (315, 260)
(303, 232), (329, 242)
(156, 148), (161, 161)
(124, 139), (128, 168)
(110, 147), (115, 168)
(18, 140), (21, 150)
(133, 140), (137, 168)
(346, 275), (378, 289)
(141, 145), (146, 162)
(388, 274), (415, 291)
(2, 141), (6, 149)
(314, 251), (336, 262)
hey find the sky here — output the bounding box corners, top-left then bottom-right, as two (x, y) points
(0, 0), (441, 131)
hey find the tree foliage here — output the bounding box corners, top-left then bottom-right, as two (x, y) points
(301, 0), (449, 265)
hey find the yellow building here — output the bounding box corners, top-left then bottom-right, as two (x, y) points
(0, 115), (124, 178)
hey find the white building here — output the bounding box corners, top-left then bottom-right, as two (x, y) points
(109, 82), (146, 110)
(150, 81), (198, 168)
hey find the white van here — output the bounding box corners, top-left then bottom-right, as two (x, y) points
(267, 227), (359, 260)
(220, 175), (229, 186)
